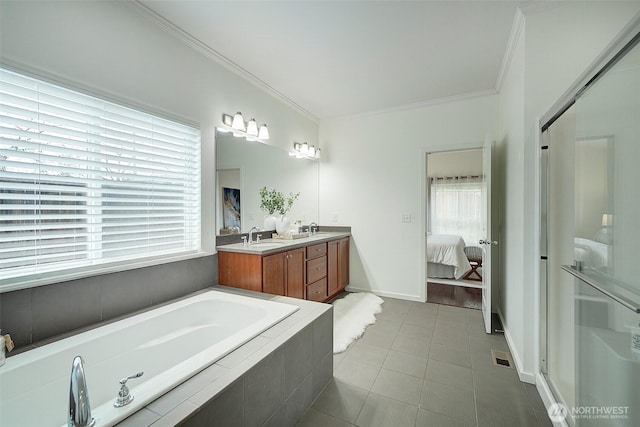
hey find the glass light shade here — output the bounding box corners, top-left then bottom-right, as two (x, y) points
(308, 145), (316, 157)
(315, 148), (321, 159)
(246, 118), (259, 136)
(258, 124), (269, 140)
(301, 142), (309, 154)
(232, 112), (245, 131)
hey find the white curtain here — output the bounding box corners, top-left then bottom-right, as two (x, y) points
(429, 176), (483, 247)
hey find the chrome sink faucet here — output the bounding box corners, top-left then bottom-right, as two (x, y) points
(68, 356), (95, 427)
(248, 226), (259, 244)
(308, 222), (318, 236)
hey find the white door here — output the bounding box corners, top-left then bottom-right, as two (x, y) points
(480, 136), (495, 333)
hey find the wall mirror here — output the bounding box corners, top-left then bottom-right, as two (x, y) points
(215, 131), (319, 235)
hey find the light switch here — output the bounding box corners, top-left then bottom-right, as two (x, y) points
(331, 212), (339, 222)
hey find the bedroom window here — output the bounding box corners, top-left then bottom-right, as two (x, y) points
(429, 176), (483, 246)
(0, 68), (201, 286)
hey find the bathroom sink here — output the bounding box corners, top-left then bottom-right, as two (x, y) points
(249, 241), (287, 249)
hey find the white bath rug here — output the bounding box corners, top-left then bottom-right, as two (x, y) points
(333, 292), (384, 353)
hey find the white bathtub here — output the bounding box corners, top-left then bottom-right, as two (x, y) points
(0, 290), (298, 427)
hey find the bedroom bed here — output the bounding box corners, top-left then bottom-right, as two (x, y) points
(427, 234), (472, 280)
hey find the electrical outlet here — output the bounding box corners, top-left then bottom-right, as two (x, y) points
(247, 213), (255, 221)
(402, 213), (411, 223)
(331, 212), (339, 222)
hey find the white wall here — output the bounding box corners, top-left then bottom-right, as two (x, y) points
(319, 95), (498, 301)
(497, 2), (640, 382)
(497, 11), (526, 377)
(0, 0), (318, 253)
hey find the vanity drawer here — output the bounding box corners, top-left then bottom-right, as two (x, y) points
(306, 242), (327, 259)
(306, 278), (327, 302)
(307, 256), (327, 284)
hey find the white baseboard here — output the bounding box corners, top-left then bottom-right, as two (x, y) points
(345, 285), (425, 302)
(536, 372), (570, 427)
(497, 308), (536, 384)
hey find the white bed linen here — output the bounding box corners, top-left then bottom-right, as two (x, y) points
(427, 234), (472, 279)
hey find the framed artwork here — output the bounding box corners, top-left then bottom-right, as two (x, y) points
(222, 187), (241, 229)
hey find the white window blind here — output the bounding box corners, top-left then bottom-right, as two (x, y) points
(0, 68), (201, 283)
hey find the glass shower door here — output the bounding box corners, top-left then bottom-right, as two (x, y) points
(543, 31), (640, 427)
(569, 35), (640, 427)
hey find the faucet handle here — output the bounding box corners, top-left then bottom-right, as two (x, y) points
(120, 371), (144, 385)
(114, 371), (143, 408)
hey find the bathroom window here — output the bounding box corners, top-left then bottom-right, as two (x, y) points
(429, 176), (483, 246)
(0, 68), (201, 286)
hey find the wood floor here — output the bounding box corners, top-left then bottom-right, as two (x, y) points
(427, 282), (482, 310)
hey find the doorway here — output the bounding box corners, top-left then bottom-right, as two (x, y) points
(423, 138), (495, 333)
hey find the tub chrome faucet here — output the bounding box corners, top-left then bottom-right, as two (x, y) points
(114, 371), (144, 408)
(68, 356), (95, 427)
(247, 226), (259, 244)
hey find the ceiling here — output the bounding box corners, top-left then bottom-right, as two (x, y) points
(139, 1), (525, 120)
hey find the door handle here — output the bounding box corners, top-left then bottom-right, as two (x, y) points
(479, 239), (498, 245)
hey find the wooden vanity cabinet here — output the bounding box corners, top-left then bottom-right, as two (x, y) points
(285, 248), (305, 298)
(338, 237), (350, 289)
(261, 248), (305, 297)
(327, 237), (350, 300)
(306, 242), (328, 302)
(218, 236), (349, 302)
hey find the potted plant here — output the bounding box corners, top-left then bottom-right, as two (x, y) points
(259, 187), (299, 233)
(276, 191), (299, 234)
(259, 187), (280, 230)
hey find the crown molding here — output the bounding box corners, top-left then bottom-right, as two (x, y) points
(327, 89), (499, 122)
(495, 7), (525, 92)
(123, 1), (319, 124)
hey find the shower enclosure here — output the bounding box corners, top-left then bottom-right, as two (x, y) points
(539, 20), (640, 427)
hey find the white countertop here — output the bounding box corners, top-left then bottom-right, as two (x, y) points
(216, 231), (350, 255)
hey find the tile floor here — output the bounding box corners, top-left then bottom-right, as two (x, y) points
(297, 297), (551, 427)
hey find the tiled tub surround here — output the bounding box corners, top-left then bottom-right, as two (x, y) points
(117, 287), (334, 427)
(1, 289), (305, 426)
(0, 254), (217, 351)
(1, 286), (332, 426)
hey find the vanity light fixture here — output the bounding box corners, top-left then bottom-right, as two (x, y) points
(246, 118), (259, 137)
(291, 142), (321, 160)
(231, 112), (245, 131)
(217, 113), (270, 142)
(258, 124), (269, 140)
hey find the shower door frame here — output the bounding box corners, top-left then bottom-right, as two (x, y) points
(537, 14), (640, 424)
